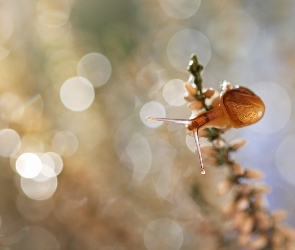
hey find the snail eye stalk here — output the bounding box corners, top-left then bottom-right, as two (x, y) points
(146, 116), (191, 125)
(146, 116), (205, 174)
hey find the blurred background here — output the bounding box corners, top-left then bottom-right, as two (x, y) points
(0, 0), (295, 249)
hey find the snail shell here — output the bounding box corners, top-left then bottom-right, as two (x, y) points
(221, 86), (265, 128)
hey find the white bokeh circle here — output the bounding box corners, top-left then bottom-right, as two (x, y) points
(140, 101), (166, 128)
(249, 82), (291, 134)
(276, 135), (295, 186)
(159, 0), (201, 19)
(0, 129), (21, 157)
(77, 53), (112, 88)
(16, 153), (42, 179)
(167, 29), (211, 72)
(144, 218), (183, 250)
(60, 77), (95, 111)
(163, 79), (186, 106)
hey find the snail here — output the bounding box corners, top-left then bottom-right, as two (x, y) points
(146, 85), (265, 174)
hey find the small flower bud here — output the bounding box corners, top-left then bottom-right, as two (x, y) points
(271, 231), (284, 247)
(232, 162), (245, 176)
(217, 179), (232, 195)
(236, 197), (249, 210)
(229, 139), (247, 151)
(184, 83), (197, 96)
(238, 234), (249, 246)
(255, 211), (271, 230)
(271, 210), (287, 223)
(205, 88), (215, 98)
(200, 146), (215, 156)
(252, 184), (270, 195)
(188, 100), (203, 110)
(234, 212), (246, 228)
(239, 183), (251, 195)
(184, 93), (195, 102)
(244, 169), (264, 179)
(276, 225), (295, 240)
(260, 220), (272, 231)
(202, 156), (218, 166)
(253, 195), (266, 210)
(222, 200), (235, 216)
(226, 83), (233, 90)
(241, 216), (254, 234)
(198, 129), (208, 138)
(213, 138), (225, 148)
(286, 242), (295, 250)
(249, 235), (268, 249)
(255, 211), (266, 221)
(221, 81), (232, 91)
(286, 241), (295, 250)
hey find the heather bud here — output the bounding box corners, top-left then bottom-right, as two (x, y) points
(205, 88), (215, 98)
(184, 83), (197, 96)
(229, 139), (247, 151)
(188, 100), (203, 110)
(244, 169), (264, 179)
(217, 179), (232, 195)
(232, 162), (245, 176)
(271, 210), (287, 223)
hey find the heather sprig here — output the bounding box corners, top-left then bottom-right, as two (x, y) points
(185, 54), (295, 250)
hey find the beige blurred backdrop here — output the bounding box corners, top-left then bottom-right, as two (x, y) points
(0, 0), (294, 249)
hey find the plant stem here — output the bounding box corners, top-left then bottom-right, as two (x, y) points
(187, 54), (210, 111)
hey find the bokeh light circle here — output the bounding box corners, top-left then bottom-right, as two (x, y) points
(159, 0), (201, 19)
(167, 29), (211, 72)
(77, 53), (112, 88)
(140, 101), (166, 128)
(16, 153), (42, 178)
(144, 218), (183, 250)
(21, 176), (58, 200)
(163, 79), (186, 106)
(276, 135), (295, 186)
(186, 135), (196, 153)
(16, 226), (59, 250)
(46, 152), (63, 175)
(60, 76), (95, 111)
(0, 93), (24, 123)
(207, 9), (259, 58)
(249, 82), (291, 134)
(52, 131), (78, 156)
(40, 153), (56, 176)
(36, 0), (71, 28)
(20, 135), (44, 153)
(21, 93), (44, 125)
(37, 9), (69, 28)
(0, 129), (21, 157)
(125, 135), (152, 174)
(267, 181), (295, 217)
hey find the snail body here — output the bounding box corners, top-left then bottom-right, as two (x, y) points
(187, 86), (265, 131)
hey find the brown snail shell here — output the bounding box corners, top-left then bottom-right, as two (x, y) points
(221, 86), (265, 128)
